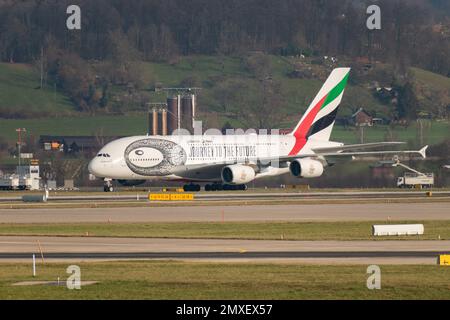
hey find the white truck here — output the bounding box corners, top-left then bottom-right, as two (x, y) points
(397, 172), (434, 188)
(0, 165), (41, 190)
(393, 159), (434, 188)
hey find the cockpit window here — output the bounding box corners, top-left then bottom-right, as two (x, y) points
(97, 153), (111, 157)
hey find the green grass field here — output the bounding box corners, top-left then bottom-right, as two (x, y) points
(411, 67), (450, 93)
(0, 261), (448, 299)
(0, 63), (75, 115)
(0, 114), (148, 142)
(0, 221), (448, 240)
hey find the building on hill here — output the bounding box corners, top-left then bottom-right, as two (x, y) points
(351, 108), (373, 127)
(39, 135), (120, 154)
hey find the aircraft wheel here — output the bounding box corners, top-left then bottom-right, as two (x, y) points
(214, 183), (223, 191)
(184, 184), (201, 192)
(205, 184), (211, 191)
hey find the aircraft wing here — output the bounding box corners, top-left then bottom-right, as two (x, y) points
(311, 141), (405, 153)
(261, 145), (428, 164)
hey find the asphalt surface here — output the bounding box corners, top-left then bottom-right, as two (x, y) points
(0, 202), (448, 223)
(0, 236), (448, 264)
(0, 251), (445, 260)
(1, 190), (449, 202)
(2, 236), (448, 253)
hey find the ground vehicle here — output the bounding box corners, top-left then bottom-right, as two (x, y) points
(393, 158), (434, 188)
(0, 165), (41, 191)
(397, 172), (434, 188)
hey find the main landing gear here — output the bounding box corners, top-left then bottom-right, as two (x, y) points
(183, 184), (201, 192)
(182, 183), (248, 192)
(103, 178), (114, 192)
(204, 183), (247, 191)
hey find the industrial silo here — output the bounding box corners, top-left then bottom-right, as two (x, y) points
(181, 95), (196, 133)
(147, 108), (159, 136)
(167, 96), (179, 134)
(161, 109), (168, 136)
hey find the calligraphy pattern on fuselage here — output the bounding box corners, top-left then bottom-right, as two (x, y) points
(124, 138), (187, 176)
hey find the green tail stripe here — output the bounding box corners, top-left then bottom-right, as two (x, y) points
(321, 72), (349, 110)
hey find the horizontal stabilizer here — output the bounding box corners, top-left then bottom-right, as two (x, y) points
(419, 145), (428, 159)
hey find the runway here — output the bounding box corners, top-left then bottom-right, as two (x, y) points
(3, 236), (449, 252)
(1, 190), (449, 203)
(0, 202), (448, 223)
(0, 236), (448, 264)
(0, 251), (444, 260)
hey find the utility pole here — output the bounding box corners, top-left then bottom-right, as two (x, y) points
(40, 47), (44, 89)
(16, 128), (26, 167)
(417, 119), (424, 146)
(359, 125), (365, 143)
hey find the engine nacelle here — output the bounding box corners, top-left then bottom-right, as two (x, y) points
(117, 179), (146, 187)
(221, 165), (256, 185)
(289, 159), (324, 178)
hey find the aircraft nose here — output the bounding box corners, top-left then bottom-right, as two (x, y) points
(88, 158), (102, 177)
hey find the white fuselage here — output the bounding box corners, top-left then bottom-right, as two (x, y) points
(88, 134), (342, 183)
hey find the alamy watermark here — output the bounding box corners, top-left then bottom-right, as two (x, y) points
(367, 5), (381, 30)
(66, 5), (81, 30)
(66, 265), (81, 290)
(366, 265), (381, 290)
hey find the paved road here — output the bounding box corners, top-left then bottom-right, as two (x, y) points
(0, 251), (444, 260)
(0, 236), (448, 264)
(1, 190), (449, 202)
(1, 236), (448, 253)
(0, 202), (448, 223)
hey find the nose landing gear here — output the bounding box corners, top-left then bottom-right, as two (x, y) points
(103, 178), (114, 192)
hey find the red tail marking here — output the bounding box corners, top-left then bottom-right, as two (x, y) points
(289, 95), (327, 156)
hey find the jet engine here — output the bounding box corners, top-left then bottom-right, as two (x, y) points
(221, 165), (256, 185)
(117, 179), (146, 187)
(289, 159), (324, 178)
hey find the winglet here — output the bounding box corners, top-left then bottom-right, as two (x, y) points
(419, 145), (428, 159)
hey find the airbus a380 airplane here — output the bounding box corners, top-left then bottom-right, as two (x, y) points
(88, 68), (428, 192)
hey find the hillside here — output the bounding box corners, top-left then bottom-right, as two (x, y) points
(412, 67), (450, 115)
(0, 55), (389, 123)
(0, 63), (75, 118)
(1, 55), (449, 119)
